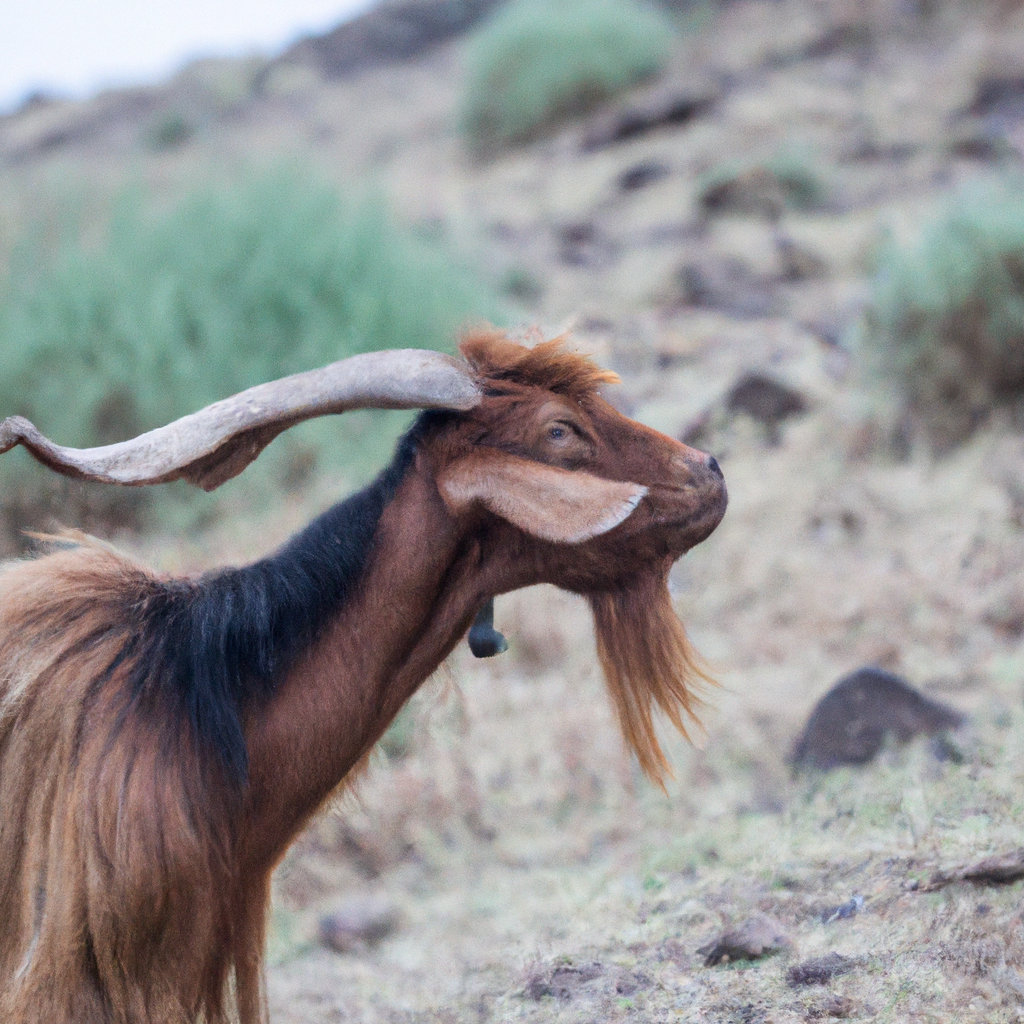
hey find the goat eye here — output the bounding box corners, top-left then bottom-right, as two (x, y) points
(548, 425), (566, 440)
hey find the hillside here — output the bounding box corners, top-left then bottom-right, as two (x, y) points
(4, 1), (1024, 1020)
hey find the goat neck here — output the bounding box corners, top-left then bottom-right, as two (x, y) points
(239, 459), (488, 865)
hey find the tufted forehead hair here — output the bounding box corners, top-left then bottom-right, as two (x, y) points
(459, 328), (619, 401)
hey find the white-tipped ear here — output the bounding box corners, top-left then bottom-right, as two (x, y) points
(438, 452), (647, 544)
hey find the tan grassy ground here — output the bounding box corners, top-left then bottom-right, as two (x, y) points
(4, 1), (1024, 1020)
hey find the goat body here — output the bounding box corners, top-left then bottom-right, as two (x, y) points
(0, 331), (726, 1023)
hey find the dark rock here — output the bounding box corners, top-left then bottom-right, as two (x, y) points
(699, 166), (793, 220)
(820, 894), (863, 924)
(525, 961), (604, 1001)
(790, 667), (965, 771)
(787, 952), (857, 987)
(317, 896), (400, 952)
(618, 160), (671, 192)
(805, 993), (857, 1018)
(948, 130), (1011, 161)
(556, 222), (615, 268)
(969, 76), (1024, 120)
(581, 86), (718, 151)
(800, 23), (872, 61)
(13, 90), (60, 114)
(614, 968), (651, 996)
(697, 162), (830, 221)
(775, 235), (828, 282)
(698, 913), (792, 966)
(921, 848), (1024, 892)
(675, 259), (784, 319)
(983, 592), (1024, 639)
(843, 139), (919, 164)
(726, 373), (808, 428)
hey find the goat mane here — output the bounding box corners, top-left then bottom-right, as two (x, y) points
(589, 565), (713, 786)
(33, 410), (451, 784)
(459, 329), (619, 400)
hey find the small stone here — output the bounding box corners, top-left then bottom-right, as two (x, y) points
(317, 896), (399, 953)
(821, 894), (864, 924)
(725, 372), (808, 441)
(806, 993), (856, 1018)
(698, 913), (792, 966)
(618, 161), (670, 192)
(581, 85), (718, 151)
(525, 961), (604, 1001)
(787, 953), (857, 987)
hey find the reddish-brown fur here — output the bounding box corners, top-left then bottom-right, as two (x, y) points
(0, 331), (725, 1023)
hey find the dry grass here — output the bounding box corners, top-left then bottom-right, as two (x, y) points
(259, 577), (1024, 1023)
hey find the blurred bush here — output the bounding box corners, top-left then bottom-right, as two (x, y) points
(0, 170), (497, 547)
(461, 0), (676, 157)
(857, 178), (1024, 451)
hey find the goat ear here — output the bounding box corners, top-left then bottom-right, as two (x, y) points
(438, 452), (647, 543)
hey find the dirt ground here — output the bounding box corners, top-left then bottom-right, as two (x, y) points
(5, 1), (1024, 1020)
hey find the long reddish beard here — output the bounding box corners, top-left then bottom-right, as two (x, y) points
(589, 566), (713, 786)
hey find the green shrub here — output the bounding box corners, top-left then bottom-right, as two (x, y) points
(148, 112), (193, 150)
(462, 0), (675, 156)
(857, 178), (1024, 451)
(0, 171), (499, 547)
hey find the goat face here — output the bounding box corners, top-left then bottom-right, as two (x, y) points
(435, 379), (727, 595)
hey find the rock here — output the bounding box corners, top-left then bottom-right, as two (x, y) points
(617, 160), (671, 193)
(820, 894), (864, 925)
(698, 912), (792, 966)
(614, 968), (652, 996)
(787, 952), (857, 987)
(675, 259), (784, 319)
(697, 163), (829, 220)
(317, 896), (400, 952)
(921, 848), (1024, 892)
(556, 222), (616, 269)
(581, 85), (717, 151)
(790, 667), (965, 771)
(969, 76), (1024, 120)
(525, 961), (604, 1001)
(726, 372), (808, 438)
(805, 993), (857, 1018)
(682, 369), (809, 449)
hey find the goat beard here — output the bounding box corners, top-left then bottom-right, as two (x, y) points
(589, 564), (712, 787)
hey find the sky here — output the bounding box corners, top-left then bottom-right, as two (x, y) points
(1, 0), (376, 114)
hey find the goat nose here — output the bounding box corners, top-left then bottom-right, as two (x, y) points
(706, 455), (722, 476)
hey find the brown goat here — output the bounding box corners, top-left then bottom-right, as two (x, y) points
(0, 330), (726, 1023)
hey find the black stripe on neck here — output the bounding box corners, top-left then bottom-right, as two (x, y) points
(125, 409), (455, 782)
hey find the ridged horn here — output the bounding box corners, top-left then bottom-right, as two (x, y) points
(0, 349), (480, 491)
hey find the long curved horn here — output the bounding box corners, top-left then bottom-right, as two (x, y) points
(0, 349), (480, 491)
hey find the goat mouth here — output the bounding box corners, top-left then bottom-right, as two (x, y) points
(647, 481), (728, 544)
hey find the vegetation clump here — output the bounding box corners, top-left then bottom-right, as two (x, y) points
(461, 0), (676, 157)
(0, 171), (496, 544)
(858, 178), (1024, 450)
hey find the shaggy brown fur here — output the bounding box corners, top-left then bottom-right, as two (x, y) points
(590, 563), (714, 785)
(0, 542), (246, 1024)
(460, 329), (620, 399)
(0, 332), (726, 1023)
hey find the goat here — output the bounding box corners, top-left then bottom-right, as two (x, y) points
(0, 329), (726, 1024)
